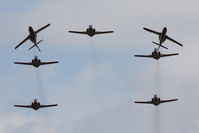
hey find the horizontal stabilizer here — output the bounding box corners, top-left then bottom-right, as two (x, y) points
(29, 40), (43, 51)
(152, 41), (168, 49)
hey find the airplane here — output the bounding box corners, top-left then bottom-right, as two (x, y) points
(14, 56), (59, 68)
(15, 24), (51, 51)
(14, 99), (58, 110)
(134, 48), (179, 60)
(143, 27), (183, 49)
(69, 25), (113, 37)
(135, 94), (178, 106)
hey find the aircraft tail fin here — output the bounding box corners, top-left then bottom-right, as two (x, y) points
(152, 41), (168, 49)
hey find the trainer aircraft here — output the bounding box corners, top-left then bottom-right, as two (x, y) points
(14, 99), (58, 110)
(143, 27), (183, 49)
(14, 56), (58, 68)
(135, 95), (178, 106)
(69, 25), (113, 37)
(15, 24), (50, 51)
(134, 48), (178, 60)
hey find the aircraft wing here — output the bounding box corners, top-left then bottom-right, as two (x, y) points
(143, 27), (161, 35)
(166, 36), (183, 46)
(134, 55), (153, 58)
(15, 36), (30, 49)
(40, 61), (59, 65)
(68, 31), (87, 34)
(95, 31), (114, 34)
(14, 62), (33, 65)
(135, 101), (153, 104)
(160, 99), (178, 103)
(35, 24), (51, 33)
(40, 104), (58, 108)
(160, 53), (179, 57)
(14, 105), (32, 108)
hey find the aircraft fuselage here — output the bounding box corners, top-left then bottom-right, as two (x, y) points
(31, 99), (40, 110)
(159, 27), (167, 44)
(87, 27), (95, 37)
(29, 26), (37, 44)
(152, 49), (161, 60)
(32, 56), (41, 67)
(152, 95), (161, 106)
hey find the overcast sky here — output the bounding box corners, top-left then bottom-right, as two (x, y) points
(0, 0), (199, 133)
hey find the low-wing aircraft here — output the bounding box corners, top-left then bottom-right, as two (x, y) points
(15, 24), (51, 51)
(14, 56), (59, 68)
(69, 25), (113, 37)
(135, 95), (178, 106)
(14, 99), (58, 110)
(143, 27), (183, 49)
(134, 48), (178, 60)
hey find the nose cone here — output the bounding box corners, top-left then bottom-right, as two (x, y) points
(89, 25), (93, 29)
(34, 99), (37, 102)
(29, 26), (33, 31)
(163, 27), (167, 32)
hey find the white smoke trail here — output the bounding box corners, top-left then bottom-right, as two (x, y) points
(155, 61), (162, 96)
(154, 107), (161, 133)
(35, 68), (46, 102)
(89, 38), (97, 63)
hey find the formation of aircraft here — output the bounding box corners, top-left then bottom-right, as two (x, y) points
(69, 25), (114, 37)
(14, 56), (59, 68)
(143, 27), (183, 49)
(14, 99), (58, 110)
(15, 24), (50, 51)
(135, 95), (178, 106)
(134, 27), (182, 107)
(13, 25), (182, 110)
(134, 48), (179, 60)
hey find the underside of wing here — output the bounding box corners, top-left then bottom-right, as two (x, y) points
(160, 53), (179, 57)
(95, 31), (114, 34)
(15, 36), (30, 49)
(14, 105), (32, 108)
(40, 104), (58, 108)
(166, 36), (183, 46)
(14, 62), (33, 65)
(68, 31), (87, 34)
(160, 99), (178, 103)
(143, 27), (161, 35)
(35, 24), (51, 33)
(40, 61), (59, 65)
(134, 55), (153, 58)
(135, 101), (153, 104)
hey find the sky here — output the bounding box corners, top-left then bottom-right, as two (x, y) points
(0, 0), (199, 133)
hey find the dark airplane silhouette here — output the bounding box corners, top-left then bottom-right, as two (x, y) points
(135, 95), (178, 106)
(15, 24), (50, 51)
(134, 48), (178, 60)
(143, 27), (183, 49)
(69, 25), (113, 37)
(14, 99), (58, 110)
(14, 56), (59, 68)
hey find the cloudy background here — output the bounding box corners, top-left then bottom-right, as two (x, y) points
(0, 0), (199, 133)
